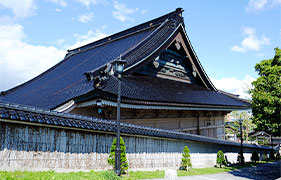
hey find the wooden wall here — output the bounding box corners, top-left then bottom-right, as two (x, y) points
(71, 106), (228, 139)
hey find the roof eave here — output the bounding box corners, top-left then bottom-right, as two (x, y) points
(75, 97), (250, 112)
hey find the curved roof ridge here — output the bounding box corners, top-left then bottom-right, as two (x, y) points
(68, 8), (184, 55)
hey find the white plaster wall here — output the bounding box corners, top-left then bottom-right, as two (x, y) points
(0, 150), (254, 172)
(0, 122), (269, 171)
(0, 149), (111, 172)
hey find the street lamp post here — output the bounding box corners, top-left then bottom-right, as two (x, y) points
(238, 119), (244, 165)
(114, 57), (126, 176)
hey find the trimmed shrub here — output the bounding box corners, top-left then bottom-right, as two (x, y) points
(251, 151), (259, 163)
(237, 150), (245, 164)
(180, 146), (192, 170)
(107, 137), (129, 174)
(216, 150), (226, 168)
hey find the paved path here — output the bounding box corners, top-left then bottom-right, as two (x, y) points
(143, 160), (281, 180)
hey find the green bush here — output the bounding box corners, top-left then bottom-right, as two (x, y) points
(251, 151), (259, 163)
(107, 137), (129, 174)
(216, 150), (226, 168)
(237, 150), (245, 164)
(180, 146), (192, 170)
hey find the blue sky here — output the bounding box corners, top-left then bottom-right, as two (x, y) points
(0, 0), (280, 98)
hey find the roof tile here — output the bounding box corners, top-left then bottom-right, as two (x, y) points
(99, 75), (249, 108)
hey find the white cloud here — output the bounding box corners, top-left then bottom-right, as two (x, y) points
(246, 0), (281, 12)
(0, 24), (65, 91)
(211, 75), (255, 99)
(76, 0), (100, 8)
(0, 24), (25, 40)
(112, 0), (135, 22)
(78, 12), (94, 23)
(231, 27), (270, 53)
(246, 0), (268, 12)
(55, 8), (62, 12)
(47, 0), (67, 7)
(0, 0), (36, 18)
(69, 29), (108, 49)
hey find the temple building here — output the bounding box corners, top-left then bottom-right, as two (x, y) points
(0, 8), (249, 140)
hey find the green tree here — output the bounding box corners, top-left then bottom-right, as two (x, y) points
(107, 137), (129, 174)
(225, 111), (256, 143)
(216, 150), (226, 168)
(250, 48), (281, 136)
(180, 146), (192, 170)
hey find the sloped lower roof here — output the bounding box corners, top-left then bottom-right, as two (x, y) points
(79, 75), (249, 109)
(0, 101), (268, 149)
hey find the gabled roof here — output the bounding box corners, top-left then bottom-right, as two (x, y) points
(0, 8), (250, 110)
(249, 131), (271, 137)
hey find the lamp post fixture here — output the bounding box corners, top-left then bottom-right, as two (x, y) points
(114, 57), (126, 176)
(238, 119), (244, 165)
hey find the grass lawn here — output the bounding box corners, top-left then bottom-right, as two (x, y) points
(122, 170), (165, 180)
(0, 170), (120, 180)
(177, 161), (273, 176)
(0, 161), (275, 180)
(0, 170), (165, 180)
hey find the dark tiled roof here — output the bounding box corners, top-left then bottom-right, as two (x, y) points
(0, 101), (269, 149)
(96, 75), (249, 108)
(0, 22), (156, 109)
(0, 10), (183, 109)
(0, 8), (249, 110)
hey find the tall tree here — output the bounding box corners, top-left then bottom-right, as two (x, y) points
(250, 48), (281, 136)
